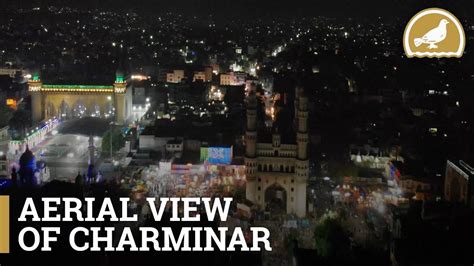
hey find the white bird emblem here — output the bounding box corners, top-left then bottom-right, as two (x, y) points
(414, 19), (449, 49)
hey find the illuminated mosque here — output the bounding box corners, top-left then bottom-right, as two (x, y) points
(28, 71), (131, 125)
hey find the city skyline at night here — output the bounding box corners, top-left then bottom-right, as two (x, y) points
(0, 1), (474, 265)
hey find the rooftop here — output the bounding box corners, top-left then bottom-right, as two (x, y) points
(42, 84), (113, 89)
(40, 84), (115, 93)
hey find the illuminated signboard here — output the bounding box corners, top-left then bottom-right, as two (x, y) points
(6, 99), (17, 109)
(200, 147), (209, 162)
(131, 75), (149, 81)
(201, 146), (233, 165)
(6, 99), (15, 105)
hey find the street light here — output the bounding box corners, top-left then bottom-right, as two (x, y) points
(109, 121), (117, 160)
(110, 126), (113, 160)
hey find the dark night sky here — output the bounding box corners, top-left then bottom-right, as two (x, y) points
(1, 0), (473, 21)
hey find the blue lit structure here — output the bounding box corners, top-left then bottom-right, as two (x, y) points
(18, 146), (36, 186)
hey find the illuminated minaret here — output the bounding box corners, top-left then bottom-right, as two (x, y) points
(113, 71), (127, 125)
(245, 87), (309, 218)
(28, 72), (43, 124)
(245, 92), (258, 202)
(294, 87), (300, 126)
(294, 89), (309, 217)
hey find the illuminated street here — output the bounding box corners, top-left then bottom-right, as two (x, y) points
(31, 118), (111, 180)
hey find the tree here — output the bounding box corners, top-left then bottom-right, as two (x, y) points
(9, 109), (31, 139)
(101, 128), (125, 156)
(314, 213), (353, 262)
(328, 161), (358, 181)
(0, 105), (13, 127)
(284, 229), (300, 256)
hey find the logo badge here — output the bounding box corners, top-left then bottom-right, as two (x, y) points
(403, 8), (465, 58)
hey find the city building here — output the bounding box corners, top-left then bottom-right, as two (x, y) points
(193, 67), (212, 82)
(220, 72), (247, 86)
(444, 160), (474, 208)
(386, 159), (440, 201)
(245, 87), (309, 217)
(130, 86), (150, 121)
(193, 71), (207, 82)
(350, 144), (395, 169)
(0, 125), (10, 178)
(166, 139), (184, 158)
(0, 67), (23, 78)
(0, 151), (8, 179)
(28, 72), (131, 125)
(166, 70), (185, 83)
